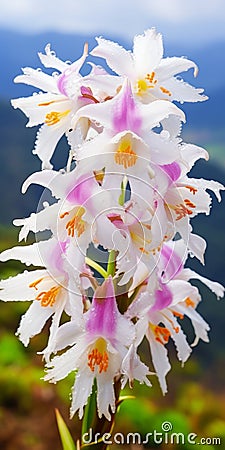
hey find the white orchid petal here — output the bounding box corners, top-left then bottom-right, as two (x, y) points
(186, 268), (225, 299)
(157, 56), (198, 81)
(13, 203), (59, 240)
(14, 67), (58, 93)
(141, 99), (185, 130)
(169, 279), (199, 306)
(148, 328), (171, 394)
(177, 303), (210, 345)
(45, 339), (86, 381)
(16, 300), (53, 346)
(0, 269), (47, 301)
(190, 178), (225, 202)
(188, 233), (207, 264)
(164, 77), (208, 103)
(97, 375), (116, 421)
(42, 297), (67, 360)
(71, 369), (94, 419)
(91, 37), (134, 78)
(53, 320), (84, 353)
(11, 93), (67, 127)
(0, 238), (60, 267)
(180, 144), (209, 175)
(33, 122), (68, 169)
(38, 43), (69, 72)
(22, 169), (59, 195)
(133, 28), (163, 75)
(164, 311), (191, 363)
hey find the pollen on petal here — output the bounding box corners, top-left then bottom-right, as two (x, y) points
(45, 109), (70, 126)
(150, 324), (171, 345)
(36, 285), (61, 307)
(136, 72), (158, 96)
(115, 139), (137, 169)
(185, 297), (195, 308)
(65, 206), (87, 237)
(170, 200), (196, 220)
(29, 277), (45, 290)
(172, 310), (184, 320)
(136, 79), (149, 94)
(87, 338), (109, 374)
(185, 185), (198, 195)
(146, 71), (157, 84)
(159, 86), (172, 96)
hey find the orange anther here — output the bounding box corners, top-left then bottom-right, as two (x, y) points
(185, 185), (198, 194)
(151, 324), (171, 345)
(29, 277), (44, 290)
(115, 144), (137, 169)
(36, 286), (61, 307)
(45, 110), (70, 126)
(185, 297), (195, 308)
(184, 199), (196, 208)
(60, 211), (69, 219)
(87, 348), (109, 373)
(172, 310), (184, 320)
(65, 207), (86, 238)
(160, 86), (172, 96)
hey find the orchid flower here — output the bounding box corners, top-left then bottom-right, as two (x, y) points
(126, 240), (224, 393)
(11, 43), (91, 169)
(91, 28), (207, 104)
(44, 277), (149, 419)
(72, 79), (185, 184)
(0, 237), (82, 359)
(13, 165), (129, 290)
(11, 43), (120, 170)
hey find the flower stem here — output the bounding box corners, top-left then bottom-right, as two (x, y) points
(106, 250), (116, 277)
(85, 257), (108, 279)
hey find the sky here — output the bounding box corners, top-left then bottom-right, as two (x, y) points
(0, 0), (225, 46)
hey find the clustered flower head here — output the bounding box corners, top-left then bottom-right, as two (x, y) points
(0, 28), (224, 421)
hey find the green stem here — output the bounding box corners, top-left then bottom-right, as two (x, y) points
(106, 250), (116, 277)
(85, 257), (108, 279)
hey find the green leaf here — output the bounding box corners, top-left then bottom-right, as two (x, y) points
(55, 409), (76, 450)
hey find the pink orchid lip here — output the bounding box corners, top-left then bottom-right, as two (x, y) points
(86, 276), (117, 338)
(66, 174), (97, 212)
(160, 244), (183, 282)
(57, 73), (68, 96)
(57, 43), (89, 96)
(112, 79), (142, 135)
(48, 240), (68, 275)
(160, 162), (181, 184)
(150, 280), (173, 312)
(78, 86), (99, 106)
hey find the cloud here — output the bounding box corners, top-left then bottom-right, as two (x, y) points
(0, 0), (225, 44)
